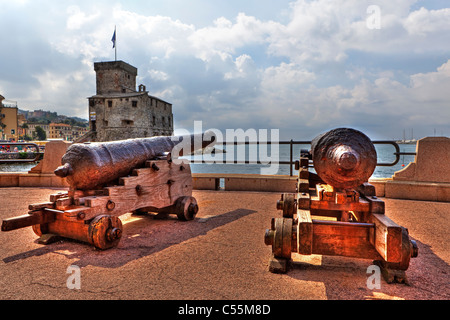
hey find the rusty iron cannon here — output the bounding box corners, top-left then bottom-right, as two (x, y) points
(2, 132), (215, 250)
(311, 127), (377, 189)
(264, 128), (418, 284)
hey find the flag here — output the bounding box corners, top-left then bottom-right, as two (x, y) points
(111, 29), (116, 48)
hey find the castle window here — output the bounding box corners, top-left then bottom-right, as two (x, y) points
(152, 116), (156, 125)
(132, 101), (138, 107)
(122, 120), (134, 126)
(108, 100), (112, 108)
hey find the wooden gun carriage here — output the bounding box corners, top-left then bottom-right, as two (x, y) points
(264, 128), (418, 283)
(2, 133), (215, 250)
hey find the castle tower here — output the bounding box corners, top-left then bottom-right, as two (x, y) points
(87, 60), (173, 142)
(94, 61), (137, 95)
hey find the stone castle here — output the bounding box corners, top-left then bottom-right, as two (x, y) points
(87, 60), (173, 142)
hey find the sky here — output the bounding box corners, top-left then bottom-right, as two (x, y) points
(0, 0), (449, 140)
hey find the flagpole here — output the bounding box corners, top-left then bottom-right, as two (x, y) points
(114, 25), (117, 61)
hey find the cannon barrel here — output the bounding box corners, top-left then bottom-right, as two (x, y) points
(310, 128), (377, 189)
(54, 132), (216, 190)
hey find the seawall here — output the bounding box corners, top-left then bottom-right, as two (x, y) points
(0, 137), (449, 202)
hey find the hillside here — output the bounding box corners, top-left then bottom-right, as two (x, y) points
(19, 109), (88, 127)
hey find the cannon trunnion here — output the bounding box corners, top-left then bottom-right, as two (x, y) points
(264, 128), (418, 284)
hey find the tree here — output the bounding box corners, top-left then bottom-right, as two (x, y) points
(35, 126), (46, 141)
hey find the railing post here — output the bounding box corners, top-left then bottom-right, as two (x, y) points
(290, 139), (293, 176)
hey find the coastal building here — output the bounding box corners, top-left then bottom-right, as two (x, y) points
(26, 123), (50, 140)
(49, 123), (71, 140)
(17, 114), (26, 127)
(70, 125), (89, 141)
(87, 60), (173, 142)
(0, 95), (18, 141)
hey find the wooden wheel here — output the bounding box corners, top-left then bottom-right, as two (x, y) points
(32, 224), (49, 237)
(279, 193), (296, 218)
(271, 217), (293, 259)
(88, 215), (123, 250)
(174, 196), (198, 221)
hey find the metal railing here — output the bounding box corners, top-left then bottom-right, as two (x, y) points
(0, 142), (42, 163)
(187, 140), (416, 176)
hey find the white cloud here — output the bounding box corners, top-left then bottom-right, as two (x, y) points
(189, 13), (280, 61)
(148, 69), (169, 82)
(224, 54), (257, 79)
(403, 7), (450, 36)
(239, 57), (450, 139)
(66, 5), (99, 30)
(1, 0), (450, 139)
(262, 62), (316, 90)
(263, 0), (450, 60)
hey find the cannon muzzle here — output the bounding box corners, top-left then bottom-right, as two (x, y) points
(311, 128), (377, 189)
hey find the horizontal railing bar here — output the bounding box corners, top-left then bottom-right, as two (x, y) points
(394, 152), (416, 156)
(187, 140), (411, 170)
(0, 143), (42, 163)
(189, 160), (298, 165)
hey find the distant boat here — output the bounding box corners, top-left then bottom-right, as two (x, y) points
(397, 129), (417, 144)
(395, 139), (417, 144)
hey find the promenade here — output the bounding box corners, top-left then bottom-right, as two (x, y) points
(0, 187), (448, 300)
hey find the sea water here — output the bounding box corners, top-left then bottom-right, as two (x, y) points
(186, 142), (417, 178)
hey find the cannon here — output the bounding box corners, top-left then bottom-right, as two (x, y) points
(53, 134), (213, 190)
(311, 127), (377, 189)
(2, 132), (215, 250)
(264, 128), (418, 284)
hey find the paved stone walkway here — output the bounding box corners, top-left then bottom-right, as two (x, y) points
(0, 188), (448, 300)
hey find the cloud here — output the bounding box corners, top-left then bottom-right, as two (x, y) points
(189, 13), (280, 61)
(66, 5), (100, 30)
(272, 59), (450, 138)
(403, 6), (450, 36)
(1, 0), (449, 140)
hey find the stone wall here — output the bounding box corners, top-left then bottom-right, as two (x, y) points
(369, 136), (450, 202)
(94, 61), (137, 95)
(89, 92), (173, 141)
(0, 139), (70, 188)
(392, 137), (450, 183)
(150, 96), (173, 136)
(1, 137), (449, 201)
(88, 60), (173, 142)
